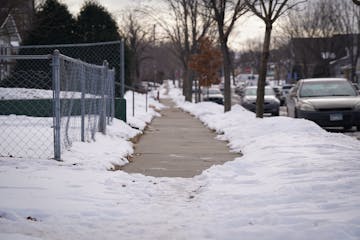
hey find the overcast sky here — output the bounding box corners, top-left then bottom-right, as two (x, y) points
(62, 0), (265, 50)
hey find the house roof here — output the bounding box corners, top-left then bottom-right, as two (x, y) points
(0, 14), (22, 44)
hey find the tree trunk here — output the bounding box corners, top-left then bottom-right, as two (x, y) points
(256, 23), (272, 118)
(186, 70), (193, 102)
(351, 31), (360, 83)
(183, 67), (188, 96)
(221, 42), (232, 112)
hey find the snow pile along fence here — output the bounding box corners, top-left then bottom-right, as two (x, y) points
(0, 50), (115, 160)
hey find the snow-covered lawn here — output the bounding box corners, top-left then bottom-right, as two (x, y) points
(0, 81), (359, 240)
(0, 88), (162, 159)
(0, 115), (54, 159)
(0, 87), (101, 99)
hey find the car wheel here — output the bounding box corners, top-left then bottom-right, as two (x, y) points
(273, 110), (279, 116)
(356, 126), (360, 131)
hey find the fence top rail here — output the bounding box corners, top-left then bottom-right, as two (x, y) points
(58, 53), (105, 70)
(11, 40), (122, 49)
(0, 54), (51, 60)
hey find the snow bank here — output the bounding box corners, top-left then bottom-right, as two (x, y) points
(168, 81), (360, 239)
(124, 90), (166, 130)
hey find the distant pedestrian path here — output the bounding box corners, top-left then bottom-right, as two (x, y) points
(121, 98), (239, 178)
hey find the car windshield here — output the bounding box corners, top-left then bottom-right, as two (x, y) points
(282, 85), (293, 90)
(245, 88), (275, 96)
(299, 81), (357, 97)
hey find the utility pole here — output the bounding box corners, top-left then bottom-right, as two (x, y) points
(152, 24), (156, 88)
(153, 24), (156, 43)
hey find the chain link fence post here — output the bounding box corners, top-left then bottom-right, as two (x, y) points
(146, 90), (148, 112)
(80, 62), (86, 142)
(99, 60), (108, 134)
(132, 90), (135, 117)
(120, 40), (125, 98)
(110, 68), (115, 123)
(52, 50), (61, 161)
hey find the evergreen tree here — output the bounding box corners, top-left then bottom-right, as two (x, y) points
(77, 1), (120, 43)
(24, 0), (77, 45)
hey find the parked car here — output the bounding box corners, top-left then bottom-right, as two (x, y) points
(272, 86), (284, 105)
(219, 82), (224, 93)
(241, 86), (280, 116)
(202, 87), (224, 105)
(280, 84), (294, 104)
(235, 82), (246, 96)
(286, 78), (360, 130)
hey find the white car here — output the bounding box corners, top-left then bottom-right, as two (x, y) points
(202, 88), (224, 105)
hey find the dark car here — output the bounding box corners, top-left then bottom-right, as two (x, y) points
(286, 78), (360, 130)
(241, 86), (280, 116)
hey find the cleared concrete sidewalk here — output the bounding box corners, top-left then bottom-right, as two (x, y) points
(121, 99), (240, 178)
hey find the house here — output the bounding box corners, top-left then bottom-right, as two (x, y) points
(0, 14), (22, 46)
(0, 14), (22, 80)
(329, 34), (360, 84)
(0, 0), (35, 41)
(0, 0), (35, 80)
(290, 35), (352, 80)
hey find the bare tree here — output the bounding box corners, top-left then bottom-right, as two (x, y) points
(119, 10), (151, 86)
(282, 0), (342, 39)
(240, 38), (262, 75)
(140, 42), (182, 84)
(338, 0), (360, 83)
(206, 0), (248, 112)
(245, 0), (305, 118)
(156, 0), (214, 102)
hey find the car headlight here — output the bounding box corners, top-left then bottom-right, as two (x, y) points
(298, 102), (316, 111)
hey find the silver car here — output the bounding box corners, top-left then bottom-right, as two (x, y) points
(202, 87), (224, 105)
(241, 86), (280, 116)
(286, 78), (360, 130)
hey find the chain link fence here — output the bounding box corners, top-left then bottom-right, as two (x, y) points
(0, 48), (115, 160)
(1, 41), (124, 96)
